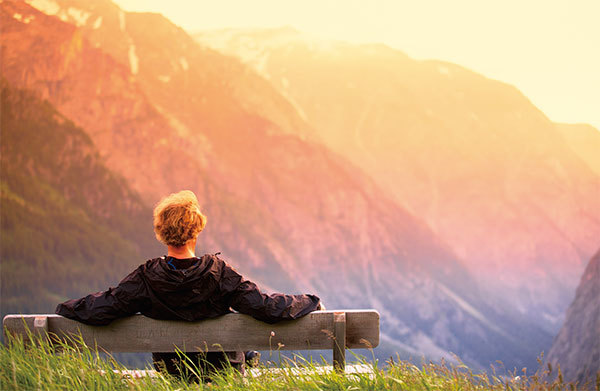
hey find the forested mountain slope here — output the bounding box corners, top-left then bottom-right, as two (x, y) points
(0, 82), (162, 317)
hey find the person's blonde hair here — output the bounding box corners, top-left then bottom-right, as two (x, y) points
(153, 190), (207, 247)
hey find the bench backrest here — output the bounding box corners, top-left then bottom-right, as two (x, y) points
(3, 310), (379, 370)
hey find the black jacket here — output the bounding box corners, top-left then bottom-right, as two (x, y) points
(56, 254), (320, 326)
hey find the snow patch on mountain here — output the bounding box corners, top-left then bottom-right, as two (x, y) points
(128, 44), (139, 75)
(179, 57), (189, 71)
(12, 12), (34, 23)
(157, 75), (170, 83)
(26, 0), (59, 15)
(92, 15), (102, 29)
(282, 93), (308, 122)
(118, 10), (125, 31)
(26, 1), (90, 27)
(254, 51), (269, 75)
(195, 27), (329, 76)
(271, 75), (308, 121)
(65, 7), (89, 26)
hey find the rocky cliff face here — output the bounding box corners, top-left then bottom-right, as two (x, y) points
(195, 28), (600, 330)
(1, 0), (554, 369)
(546, 249), (600, 385)
(1, 0), (211, 200)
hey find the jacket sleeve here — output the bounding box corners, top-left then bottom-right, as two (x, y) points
(55, 266), (148, 326)
(219, 260), (321, 324)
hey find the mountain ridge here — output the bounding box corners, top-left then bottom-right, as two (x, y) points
(194, 26), (600, 331)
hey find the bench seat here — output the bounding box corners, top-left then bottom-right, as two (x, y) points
(3, 310), (379, 370)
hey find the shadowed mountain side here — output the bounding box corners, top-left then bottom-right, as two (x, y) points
(0, 82), (162, 317)
(2, 1), (553, 369)
(546, 249), (600, 385)
(194, 28), (600, 330)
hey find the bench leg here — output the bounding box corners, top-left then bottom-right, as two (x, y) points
(333, 312), (346, 373)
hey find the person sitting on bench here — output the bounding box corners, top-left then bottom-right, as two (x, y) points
(55, 190), (324, 381)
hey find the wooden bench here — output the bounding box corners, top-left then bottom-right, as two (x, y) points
(3, 310), (379, 371)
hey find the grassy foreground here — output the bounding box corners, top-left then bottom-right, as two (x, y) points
(0, 333), (595, 390)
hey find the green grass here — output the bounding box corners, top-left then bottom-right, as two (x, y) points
(1, 332), (597, 390)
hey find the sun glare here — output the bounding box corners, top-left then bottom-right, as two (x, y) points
(113, 0), (600, 130)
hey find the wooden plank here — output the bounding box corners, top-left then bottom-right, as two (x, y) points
(332, 312), (346, 372)
(3, 310), (379, 353)
(345, 310), (379, 349)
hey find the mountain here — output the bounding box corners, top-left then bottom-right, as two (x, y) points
(194, 27), (600, 330)
(1, 0), (552, 369)
(1, 0), (213, 200)
(0, 81), (162, 317)
(556, 123), (600, 177)
(546, 249), (600, 385)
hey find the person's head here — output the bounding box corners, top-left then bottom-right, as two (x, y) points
(153, 190), (207, 248)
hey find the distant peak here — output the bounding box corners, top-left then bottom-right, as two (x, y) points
(272, 25), (300, 35)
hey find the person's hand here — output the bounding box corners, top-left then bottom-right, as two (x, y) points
(317, 301), (326, 311)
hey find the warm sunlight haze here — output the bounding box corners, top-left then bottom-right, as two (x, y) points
(2, 0), (600, 387)
(114, 0), (600, 130)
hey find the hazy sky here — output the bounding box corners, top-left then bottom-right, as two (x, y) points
(114, 0), (600, 130)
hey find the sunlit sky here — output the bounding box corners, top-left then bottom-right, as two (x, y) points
(114, 0), (600, 130)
